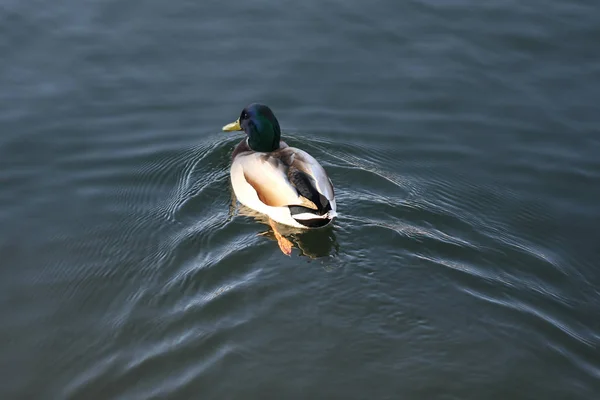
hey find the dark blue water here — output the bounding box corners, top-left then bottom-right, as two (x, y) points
(1, 0), (599, 398)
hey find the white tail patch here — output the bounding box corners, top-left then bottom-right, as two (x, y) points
(293, 209), (337, 220)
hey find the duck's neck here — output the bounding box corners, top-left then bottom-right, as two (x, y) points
(232, 138), (289, 160)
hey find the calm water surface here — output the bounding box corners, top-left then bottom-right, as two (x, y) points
(1, 0), (599, 398)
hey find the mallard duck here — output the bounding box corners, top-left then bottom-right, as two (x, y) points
(223, 103), (337, 254)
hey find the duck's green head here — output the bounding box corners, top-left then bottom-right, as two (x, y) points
(222, 103), (281, 152)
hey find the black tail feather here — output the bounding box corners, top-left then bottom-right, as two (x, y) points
(294, 217), (332, 228)
(288, 205), (332, 228)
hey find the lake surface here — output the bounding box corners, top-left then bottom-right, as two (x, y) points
(1, 0), (599, 398)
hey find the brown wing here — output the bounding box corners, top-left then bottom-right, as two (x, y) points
(239, 152), (316, 208)
(244, 170), (318, 209)
(243, 171), (288, 207)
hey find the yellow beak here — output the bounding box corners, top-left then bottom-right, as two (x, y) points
(222, 118), (242, 132)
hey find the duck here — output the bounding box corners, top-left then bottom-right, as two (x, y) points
(222, 103), (337, 254)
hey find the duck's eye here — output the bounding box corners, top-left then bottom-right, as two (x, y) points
(241, 111), (248, 120)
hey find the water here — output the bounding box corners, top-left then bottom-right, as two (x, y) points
(1, 0), (599, 398)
